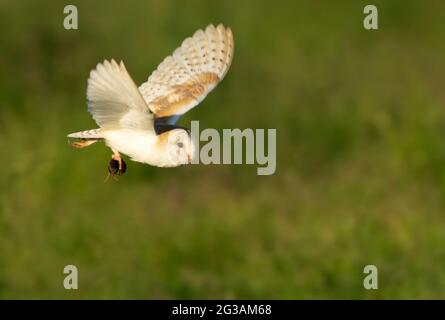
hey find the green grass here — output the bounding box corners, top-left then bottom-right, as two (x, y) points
(1, 0), (445, 299)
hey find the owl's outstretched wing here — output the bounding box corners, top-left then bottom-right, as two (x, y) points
(87, 59), (154, 133)
(138, 24), (234, 125)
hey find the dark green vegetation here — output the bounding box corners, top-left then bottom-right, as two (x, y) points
(1, 0), (445, 298)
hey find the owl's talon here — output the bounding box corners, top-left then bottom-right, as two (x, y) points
(119, 159), (127, 175)
(108, 157), (126, 176)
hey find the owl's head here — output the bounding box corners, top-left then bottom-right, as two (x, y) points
(166, 128), (195, 166)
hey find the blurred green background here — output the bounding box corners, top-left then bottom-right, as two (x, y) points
(1, 0), (445, 299)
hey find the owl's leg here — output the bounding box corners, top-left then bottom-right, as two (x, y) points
(70, 139), (98, 148)
(108, 151), (127, 176)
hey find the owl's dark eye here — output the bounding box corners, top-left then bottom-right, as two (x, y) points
(177, 142), (184, 148)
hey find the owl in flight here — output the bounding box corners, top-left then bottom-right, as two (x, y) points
(68, 24), (234, 176)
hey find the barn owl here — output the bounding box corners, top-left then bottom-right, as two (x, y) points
(68, 24), (234, 176)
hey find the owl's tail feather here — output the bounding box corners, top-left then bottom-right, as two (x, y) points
(68, 128), (103, 139)
(68, 129), (103, 149)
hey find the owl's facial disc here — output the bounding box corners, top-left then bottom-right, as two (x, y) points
(167, 129), (194, 165)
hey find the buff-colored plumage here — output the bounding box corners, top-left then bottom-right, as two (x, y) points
(68, 24), (234, 172)
(139, 24), (234, 121)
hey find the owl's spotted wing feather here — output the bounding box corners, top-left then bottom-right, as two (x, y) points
(139, 24), (234, 124)
(87, 59), (154, 133)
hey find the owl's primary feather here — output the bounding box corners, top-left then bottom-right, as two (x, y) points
(87, 59), (154, 132)
(139, 24), (234, 123)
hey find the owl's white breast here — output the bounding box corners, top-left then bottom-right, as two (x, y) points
(103, 129), (170, 167)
